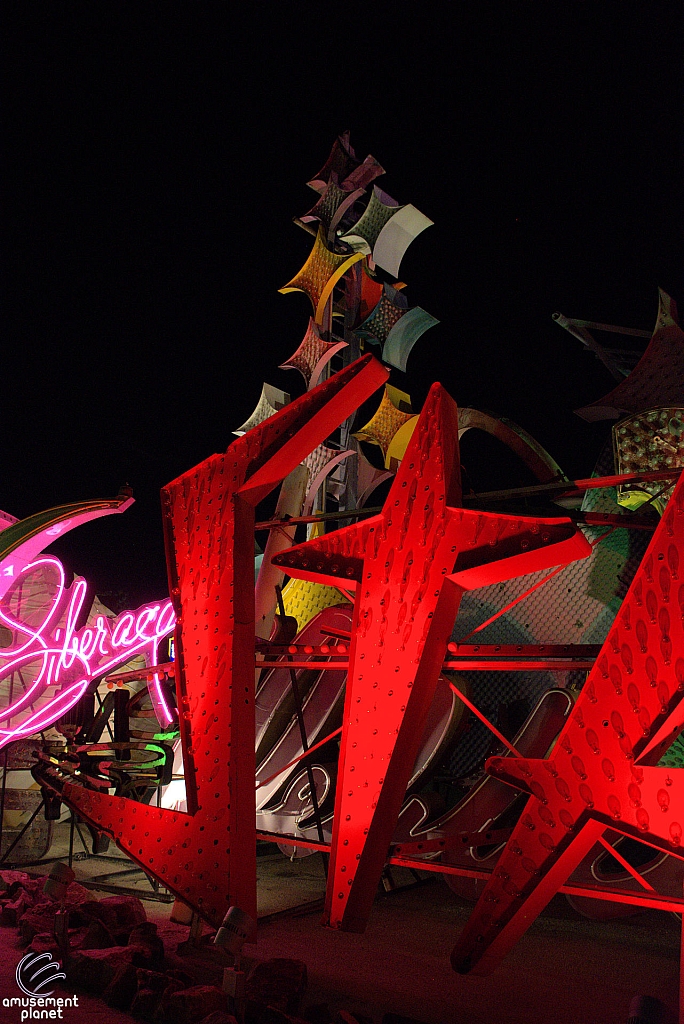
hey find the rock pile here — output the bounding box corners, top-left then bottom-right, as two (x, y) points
(1, 871), (390, 1024)
(0, 872), (298, 1024)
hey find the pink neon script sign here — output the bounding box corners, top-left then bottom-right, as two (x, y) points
(0, 557), (176, 746)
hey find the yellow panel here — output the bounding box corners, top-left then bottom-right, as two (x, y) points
(281, 576), (351, 631)
(279, 226), (364, 323)
(385, 414), (419, 469)
(353, 385), (415, 460)
(280, 518), (352, 629)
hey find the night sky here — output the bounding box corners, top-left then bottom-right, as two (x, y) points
(3, 6), (682, 609)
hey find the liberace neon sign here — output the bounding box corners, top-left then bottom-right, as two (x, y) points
(0, 556), (176, 747)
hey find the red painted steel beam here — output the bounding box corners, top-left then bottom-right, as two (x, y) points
(255, 660), (594, 671)
(559, 882), (684, 912)
(58, 354), (388, 928)
(257, 507), (658, 531)
(451, 473), (684, 975)
(257, 642), (599, 657)
(447, 681), (523, 758)
(596, 833), (656, 891)
(388, 857), (492, 881)
(253, 835), (684, 912)
(105, 662), (176, 684)
(448, 644), (602, 657)
(571, 511), (656, 531)
(256, 831), (330, 852)
(468, 467), (682, 505)
(256, 661), (350, 670)
(255, 726), (343, 791)
(256, 653), (595, 668)
(569, 468), (682, 492)
(256, 643), (349, 656)
(256, 471), (679, 527)
(444, 660), (595, 671)
(390, 829), (513, 857)
(273, 383), (592, 933)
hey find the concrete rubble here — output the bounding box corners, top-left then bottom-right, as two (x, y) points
(0, 870), (327, 1024)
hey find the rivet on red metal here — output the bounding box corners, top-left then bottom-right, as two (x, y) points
(451, 471), (684, 975)
(273, 382), (591, 931)
(58, 353), (388, 926)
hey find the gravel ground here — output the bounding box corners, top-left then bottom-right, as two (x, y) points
(0, 848), (678, 1024)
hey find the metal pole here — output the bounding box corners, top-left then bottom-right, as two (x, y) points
(680, 879), (684, 1024)
(74, 818), (90, 858)
(0, 746), (8, 858)
(0, 796), (45, 865)
(68, 812), (75, 868)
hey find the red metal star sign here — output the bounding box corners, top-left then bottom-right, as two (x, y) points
(451, 473), (684, 975)
(57, 353), (388, 927)
(273, 382), (592, 931)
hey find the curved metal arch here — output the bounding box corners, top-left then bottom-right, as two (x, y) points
(0, 495), (134, 604)
(457, 408), (568, 486)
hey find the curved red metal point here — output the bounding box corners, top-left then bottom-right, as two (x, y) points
(62, 354), (388, 927)
(452, 472), (684, 975)
(275, 382), (591, 932)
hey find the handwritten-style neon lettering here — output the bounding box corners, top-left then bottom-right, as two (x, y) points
(0, 557), (177, 746)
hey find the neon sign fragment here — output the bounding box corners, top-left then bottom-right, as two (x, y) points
(0, 556), (176, 746)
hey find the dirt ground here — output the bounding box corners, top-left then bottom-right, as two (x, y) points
(0, 842), (678, 1024)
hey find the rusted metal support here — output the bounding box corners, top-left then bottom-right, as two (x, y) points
(255, 470), (681, 530)
(468, 467), (682, 505)
(105, 662), (175, 685)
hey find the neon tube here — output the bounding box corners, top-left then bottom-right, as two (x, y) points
(0, 557), (177, 746)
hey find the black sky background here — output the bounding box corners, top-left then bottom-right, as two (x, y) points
(2, 5), (682, 608)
